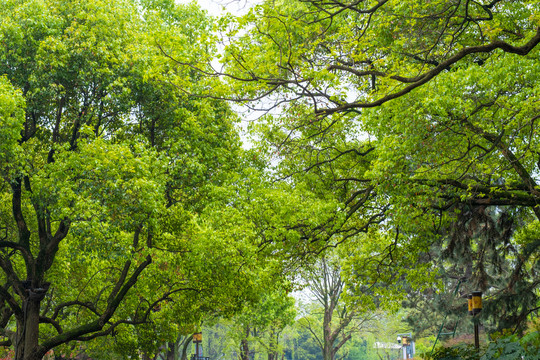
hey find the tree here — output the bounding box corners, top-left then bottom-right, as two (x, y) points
(215, 287), (295, 360)
(298, 253), (377, 360)
(150, 334), (192, 360)
(188, 0), (540, 332)
(213, 0), (540, 227)
(0, 0), (269, 358)
(402, 205), (540, 338)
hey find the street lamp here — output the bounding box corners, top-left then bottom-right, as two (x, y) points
(192, 332), (206, 360)
(472, 291), (482, 315)
(467, 291), (482, 350)
(396, 333), (413, 359)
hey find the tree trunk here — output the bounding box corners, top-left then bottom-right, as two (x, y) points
(240, 338), (249, 360)
(180, 335), (192, 360)
(267, 328), (279, 360)
(166, 342), (175, 360)
(323, 310), (333, 360)
(16, 298), (45, 360)
(240, 325), (250, 360)
(322, 344), (333, 360)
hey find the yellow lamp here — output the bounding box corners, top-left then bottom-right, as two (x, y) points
(472, 291), (482, 315)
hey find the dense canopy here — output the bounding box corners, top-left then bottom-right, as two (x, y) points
(0, 0), (539, 359)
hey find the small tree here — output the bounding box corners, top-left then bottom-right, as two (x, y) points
(299, 254), (376, 360)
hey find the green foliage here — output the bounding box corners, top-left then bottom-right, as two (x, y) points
(206, 0), (540, 335)
(425, 344), (479, 360)
(481, 331), (540, 360)
(0, 75), (25, 176)
(0, 0), (286, 358)
(424, 332), (540, 360)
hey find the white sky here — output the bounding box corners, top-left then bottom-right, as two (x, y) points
(178, 0), (254, 16)
(175, 0), (263, 149)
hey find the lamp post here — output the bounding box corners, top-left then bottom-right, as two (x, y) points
(467, 291), (482, 350)
(396, 333), (413, 359)
(193, 332), (203, 360)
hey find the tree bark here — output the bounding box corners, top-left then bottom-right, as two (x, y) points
(267, 328), (279, 360)
(24, 299), (39, 359)
(180, 335), (192, 360)
(323, 314), (333, 360)
(166, 342), (175, 360)
(240, 325), (250, 360)
(15, 297), (47, 360)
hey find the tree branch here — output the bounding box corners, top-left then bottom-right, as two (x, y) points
(319, 27), (540, 115)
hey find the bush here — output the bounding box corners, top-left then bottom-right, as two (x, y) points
(423, 332), (540, 360)
(423, 343), (479, 360)
(481, 331), (540, 360)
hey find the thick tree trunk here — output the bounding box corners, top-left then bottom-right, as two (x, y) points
(323, 311), (334, 360)
(322, 344), (333, 360)
(15, 298), (45, 360)
(24, 299), (40, 356)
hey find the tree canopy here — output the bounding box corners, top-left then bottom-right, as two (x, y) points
(0, 0), (289, 358)
(207, 0), (540, 337)
(2, 0), (540, 358)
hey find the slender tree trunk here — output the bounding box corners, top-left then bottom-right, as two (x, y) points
(267, 328), (279, 360)
(240, 338), (249, 360)
(240, 325), (250, 360)
(15, 316), (24, 360)
(180, 335), (192, 360)
(166, 342), (175, 360)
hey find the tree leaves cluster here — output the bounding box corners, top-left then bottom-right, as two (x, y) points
(0, 0), (293, 358)
(203, 0), (540, 339)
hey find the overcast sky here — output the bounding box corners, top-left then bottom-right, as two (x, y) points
(175, 0), (262, 147)
(178, 0), (254, 16)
